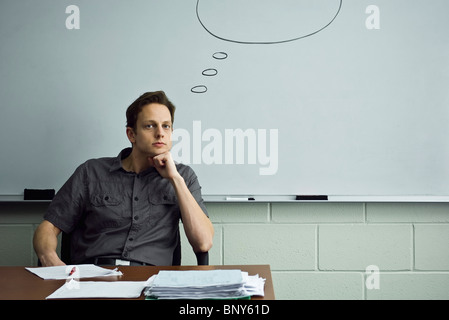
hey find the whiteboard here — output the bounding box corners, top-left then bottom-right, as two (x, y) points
(0, 0), (448, 198)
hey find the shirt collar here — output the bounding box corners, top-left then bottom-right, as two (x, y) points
(109, 147), (132, 172)
(110, 147), (158, 176)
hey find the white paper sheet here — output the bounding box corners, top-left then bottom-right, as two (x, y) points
(46, 279), (148, 299)
(25, 264), (123, 280)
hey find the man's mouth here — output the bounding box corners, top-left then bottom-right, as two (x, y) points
(152, 142), (166, 147)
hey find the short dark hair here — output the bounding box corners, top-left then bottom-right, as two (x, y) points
(126, 91), (176, 129)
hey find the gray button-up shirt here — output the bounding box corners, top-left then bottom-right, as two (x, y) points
(44, 148), (209, 265)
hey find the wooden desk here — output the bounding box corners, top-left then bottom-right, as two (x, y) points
(0, 265), (274, 300)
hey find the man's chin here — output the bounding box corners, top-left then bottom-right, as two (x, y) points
(147, 149), (169, 158)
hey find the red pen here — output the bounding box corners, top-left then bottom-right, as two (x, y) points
(68, 266), (76, 276)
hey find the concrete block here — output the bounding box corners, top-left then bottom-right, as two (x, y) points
(0, 225), (34, 266)
(223, 224), (316, 270)
(319, 224), (412, 270)
(367, 203), (449, 223)
(272, 271), (363, 300)
(272, 202), (363, 223)
(366, 272), (449, 300)
(415, 224), (449, 270)
(206, 202), (269, 223)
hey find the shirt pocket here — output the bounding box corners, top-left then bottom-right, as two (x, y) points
(148, 193), (180, 227)
(91, 194), (123, 207)
(89, 193), (128, 230)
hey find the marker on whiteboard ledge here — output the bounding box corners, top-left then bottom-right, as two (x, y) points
(226, 197), (255, 201)
(296, 195), (328, 201)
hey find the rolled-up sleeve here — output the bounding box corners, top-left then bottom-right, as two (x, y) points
(44, 162), (88, 233)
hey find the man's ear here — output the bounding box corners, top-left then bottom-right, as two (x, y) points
(126, 127), (136, 144)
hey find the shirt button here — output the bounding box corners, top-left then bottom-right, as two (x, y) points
(134, 216), (139, 220)
(128, 237), (134, 241)
(134, 196), (139, 201)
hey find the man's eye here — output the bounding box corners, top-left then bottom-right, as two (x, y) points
(145, 124), (154, 129)
(163, 124), (171, 129)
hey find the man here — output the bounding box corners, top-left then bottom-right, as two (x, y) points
(33, 91), (214, 266)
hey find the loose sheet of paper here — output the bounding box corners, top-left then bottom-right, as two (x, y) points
(25, 264), (122, 280)
(46, 279), (150, 299)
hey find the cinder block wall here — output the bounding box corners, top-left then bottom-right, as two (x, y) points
(1, 201), (449, 299)
(182, 202), (449, 299)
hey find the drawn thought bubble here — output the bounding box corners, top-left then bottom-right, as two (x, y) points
(196, 0), (343, 44)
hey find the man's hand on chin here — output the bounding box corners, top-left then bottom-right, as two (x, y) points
(149, 152), (180, 181)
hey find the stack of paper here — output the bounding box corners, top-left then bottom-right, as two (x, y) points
(144, 269), (265, 300)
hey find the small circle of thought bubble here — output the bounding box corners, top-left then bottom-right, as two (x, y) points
(196, 0), (343, 44)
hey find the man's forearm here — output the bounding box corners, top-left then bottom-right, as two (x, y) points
(33, 220), (65, 266)
(170, 175), (214, 253)
(151, 151), (214, 252)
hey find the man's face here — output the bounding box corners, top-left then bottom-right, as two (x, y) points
(127, 103), (173, 158)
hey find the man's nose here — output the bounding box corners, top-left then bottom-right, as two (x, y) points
(155, 125), (164, 137)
